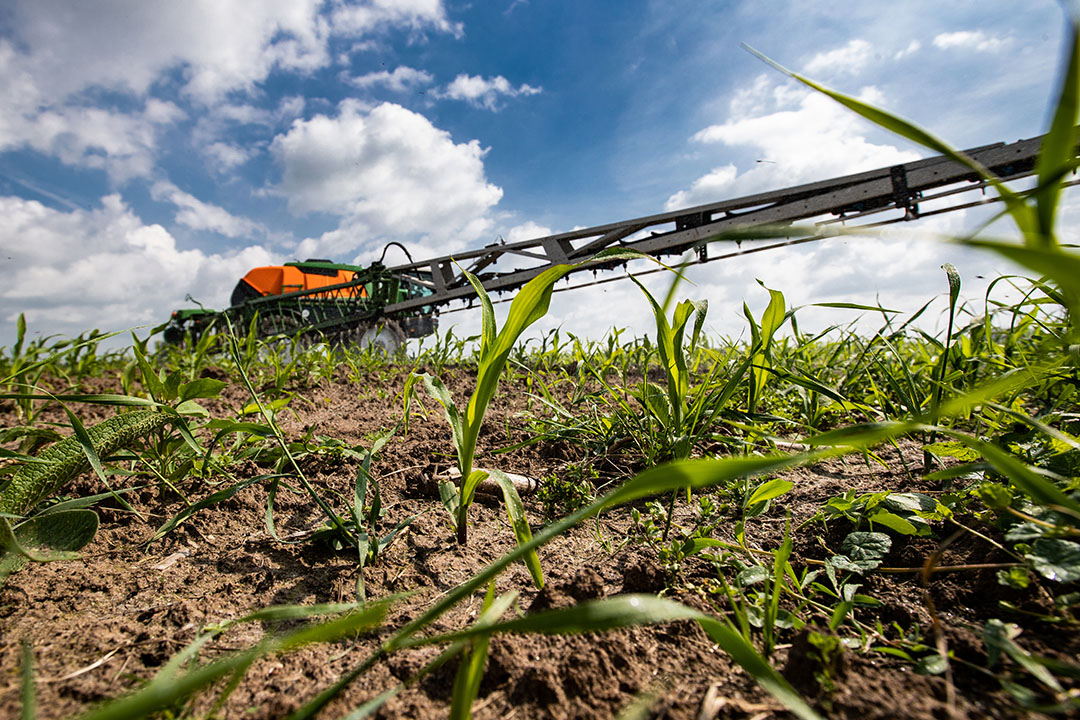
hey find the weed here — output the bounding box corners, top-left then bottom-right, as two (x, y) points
(537, 462), (597, 519)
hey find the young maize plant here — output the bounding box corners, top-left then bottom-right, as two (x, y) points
(629, 274), (708, 463)
(405, 248), (651, 559)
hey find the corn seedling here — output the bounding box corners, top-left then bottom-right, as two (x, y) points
(404, 248), (650, 553)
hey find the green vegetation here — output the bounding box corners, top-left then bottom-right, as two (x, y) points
(2, 9), (1080, 719)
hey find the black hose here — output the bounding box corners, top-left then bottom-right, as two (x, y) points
(379, 242), (413, 264)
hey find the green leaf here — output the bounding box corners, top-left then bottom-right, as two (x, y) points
(174, 399), (209, 417)
(1034, 20), (1080, 244)
(459, 263), (496, 358)
(915, 653), (948, 675)
(1027, 539), (1080, 584)
(131, 340), (166, 403)
(841, 531), (891, 563)
(178, 378), (227, 402)
(449, 585), (511, 720)
(922, 442), (979, 462)
(461, 470), (489, 509)
(738, 566), (769, 586)
(14, 313), (26, 360)
(758, 281), (786, 345)
(438, 480), (460, 524)
(811, 302), (901, 313)
(880, 493), (937, 514)
(984, 619), (1063, 691)
(747, 478), (794, 508)
(977, 483), (1014, 510)
(868, 510), (920, 536)
(826, 554), (866, 576)
(0, 509), (99, 562)
(490, 469), (544, 589)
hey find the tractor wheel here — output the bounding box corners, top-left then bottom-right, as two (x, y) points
(356, 321), (405, 354)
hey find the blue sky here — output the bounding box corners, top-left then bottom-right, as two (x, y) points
(0, 0), (1072, 348)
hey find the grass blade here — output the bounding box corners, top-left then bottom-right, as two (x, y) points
(21, 640), (36, 720)
(1034, 19), (1080, 244)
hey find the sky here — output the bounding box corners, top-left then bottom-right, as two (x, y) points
(0, 0), (1074, 350)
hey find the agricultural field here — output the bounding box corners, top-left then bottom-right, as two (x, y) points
(3, 24), (1080, 720)
(0, 248), (1078, 720)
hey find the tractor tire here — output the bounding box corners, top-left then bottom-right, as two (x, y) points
(356, 321), (405, 354)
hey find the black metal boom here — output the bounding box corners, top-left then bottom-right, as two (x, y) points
(383, 133), (1050, 315)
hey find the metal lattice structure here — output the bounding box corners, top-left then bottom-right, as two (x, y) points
(383, 133), (1049, 316)
(167, 132), (1062, 347)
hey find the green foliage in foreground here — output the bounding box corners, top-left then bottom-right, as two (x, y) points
(3, 7), (1080, 719)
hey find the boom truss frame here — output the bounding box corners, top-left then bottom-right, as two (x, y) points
(383, 134), (1049, 316)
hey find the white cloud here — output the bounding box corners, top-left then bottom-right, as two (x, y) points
(150, 181), (266, 238)
(894, 40), (921, 60)
(191, 97), (306, 174)
(0, 58), (185, 182)
(504, 221), (553, 243)
(437, 74), (542, 111)
(0, 1), (455, 178)
(803, 39), (874, 77)
(203, 142), (257, 173)
(0, 195), (279, 339)
(933, 30), (1009, 53)
(331, 0), (462, 39)
(349, 66), (434, 91)
(665, 165), (737, 211)
(272, 100), (503, 259)
(2, 1), (333, 104)
(667, 77), (921, 209)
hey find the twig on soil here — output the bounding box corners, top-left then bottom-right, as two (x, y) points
(715, 539), (1018, 574)
(877, 562), (1018, 574)
(109, 652), (132, 684)
(947, 517), (1019, 558)
(40, 646), (122, 683)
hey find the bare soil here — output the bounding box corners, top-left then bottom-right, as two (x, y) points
(0, 366), (1075, 719)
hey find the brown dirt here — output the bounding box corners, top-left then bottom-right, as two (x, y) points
(0, 365), (1075, 719)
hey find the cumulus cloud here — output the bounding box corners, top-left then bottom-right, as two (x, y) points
(933, 30), (1009, 53)
(803, 39), (874, 77)
(666, 76), (921, 209)
(203, 142), (257, 173)
(0, 59), (185, 183)
(0, 1), (455, 178)
(0, 195), (279, 340)
(436, 74), (542, 111)
(150, 181), (266, 238)
(348, 66), (434, 91)
(1, 1), (333, 105)
(272, 100), (503, 259)
(331, 0), (463, 39)
(665, 165), (737, 211)
(504, 221), (553, 244)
